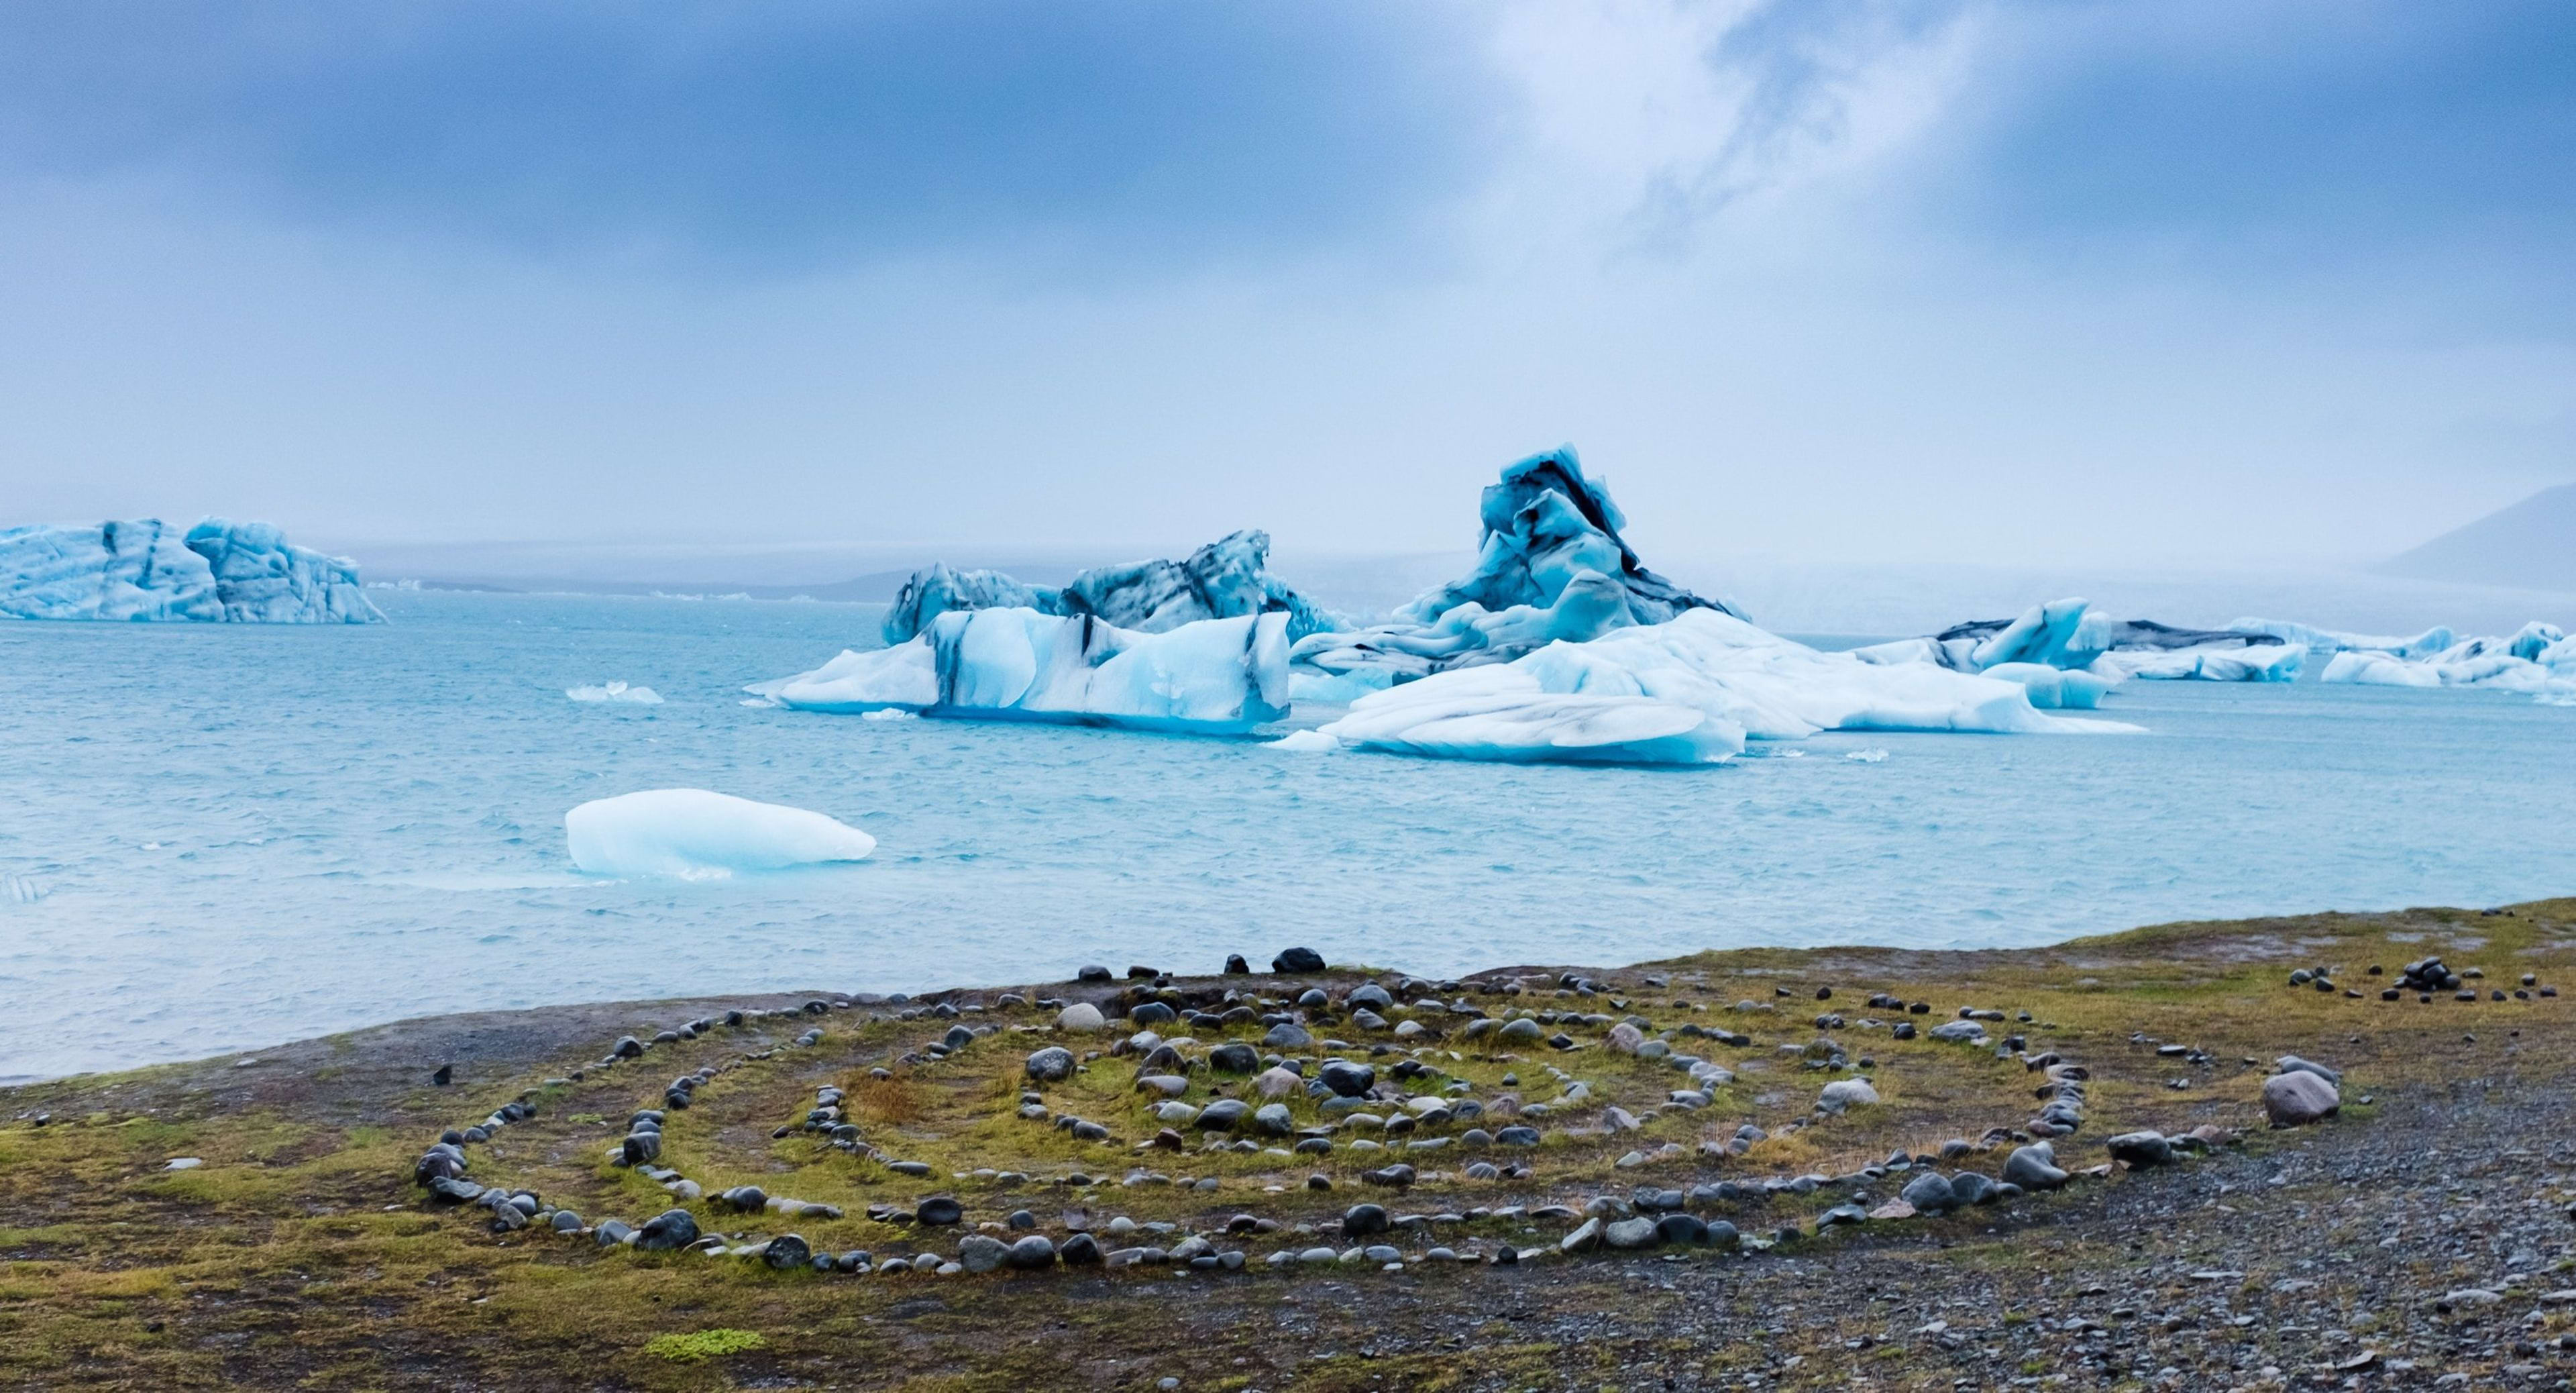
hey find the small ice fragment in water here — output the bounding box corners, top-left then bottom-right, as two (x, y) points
(567, 680), (663, 705)
(859, 708), (917, 722)
(1844, 748), (1890, 763)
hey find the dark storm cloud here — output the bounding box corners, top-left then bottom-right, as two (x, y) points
(0, 1), (1504, 270)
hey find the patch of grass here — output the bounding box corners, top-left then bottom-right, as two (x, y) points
(642, 1327), (766, 1362)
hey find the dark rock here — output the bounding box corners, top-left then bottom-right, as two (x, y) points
(763, 1233), (811, 1269)
(1320, 1060), (1377, 1097)
(1208, 1042), (1259, 1074)
(916, 1196), (964, 1226)
(1342, 1203), (1390, 1237)
(1273, 947), (1327, 974)
(1024, 1047), (1077, 1082)
(635, 1209), (699, 1251)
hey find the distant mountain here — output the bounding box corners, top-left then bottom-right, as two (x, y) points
(2377, 484), (2576, 592)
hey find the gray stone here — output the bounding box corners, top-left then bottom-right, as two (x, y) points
(1056, 1003), (1106, 1033)
(1273, 947), (1326, 973)
(1817, 1078), (1880, 1113)
(1263, 1023), (1314, 1049)
(1208, 1042), (1259, 1074)
(1899, 1171), (1959, 1214)
(2002, 1143), (2067, 1191)
(1604, 1217), (1659, 1249)
(2106, 1131), (2176, 1168)
(2274, 1054), (2341, 1084)
(1560, 1217), (1603, 1253)
(2262, 1070), (2339, 1127)
(1025, 1047), (1077, 1082)
(958, 1234), (1009, 1274)
(1005, 1235), (1057, 1270)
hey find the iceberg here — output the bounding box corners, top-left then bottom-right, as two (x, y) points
(567, 681), (663, 705)
(2226, 618), (2454, 659)
(2319, 622), (2574, 701)
(0, 518), (384, 623)
(1285, 609), (2130, 767)
(882, 530), (1338, 646)
(1853, 599), (2302, 683)
(751, 607), (1291, 735)
(1287, 446), (1739, 690)
(566, 788), (875, 879)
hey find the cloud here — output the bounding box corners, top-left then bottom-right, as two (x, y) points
(1927, 1), (2576, 285)
(0, 1), (1505, 273)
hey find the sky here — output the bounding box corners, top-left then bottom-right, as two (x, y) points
(1, 0), (2571, 574)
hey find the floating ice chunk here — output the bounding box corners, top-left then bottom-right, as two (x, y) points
(1859, 598), (2296, 682)
(1982, 662), (2118, 710)
(0, 517), (382, 623)
(751, 608), (1291, 735)
(566, 681), (663, 705)
(2227, 619), (2454, 658)
(883, 531), (1337, 645)
(859, 708), (917, 722)
(565, 789), (875, 879)
(2094, 643), (2306, 683)
(1303, 665), (1742, 766)
(2319, 622), (2572, 699)
(1304, 610), (2131, 767)
(1843, 748), (1889, 763)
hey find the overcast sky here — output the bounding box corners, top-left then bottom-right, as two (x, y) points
(2, 0), (2570, 570)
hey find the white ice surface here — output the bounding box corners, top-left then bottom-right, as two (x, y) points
(2226, 618), (2455, 659)
(1982, 662), (2118, 710)
(2320, 622), (2575, 701)
(2092, 643), (2308, 683)
(751, 607), (1291, 734)
(564, 788), (875, 879)
(1289, 609), (2131, 766)
(566, 681), (663, 705)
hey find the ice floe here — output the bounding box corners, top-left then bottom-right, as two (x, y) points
(0, 518), (383, 623)
(565, 788), (875, 879)
(750, 607), (1291, 734)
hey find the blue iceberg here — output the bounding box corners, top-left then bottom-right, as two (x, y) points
(881, 529), (1337, 646)
(1287, 446), (1739, 690)
(751, 607), (1292, 734)
(1283, 609), (2132, 766)
(0, 518), (383, 623)
(2320, 622), (2573, 702)
(1852, 598), (2302, 684)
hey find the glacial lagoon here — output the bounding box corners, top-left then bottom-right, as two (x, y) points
(3, 589), (2573, 1080)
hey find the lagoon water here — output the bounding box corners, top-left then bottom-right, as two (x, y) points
(5, 590), (2573, 1080)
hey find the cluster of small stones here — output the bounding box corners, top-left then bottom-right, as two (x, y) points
(409, 950), (2362, 1282)
(2286, 955), (2561, 1004)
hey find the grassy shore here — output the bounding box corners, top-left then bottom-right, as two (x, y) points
(5, 899), (2574, 1391)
